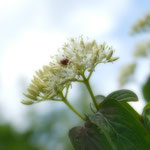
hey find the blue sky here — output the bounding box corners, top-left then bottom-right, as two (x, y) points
(0, 0), (150, 128)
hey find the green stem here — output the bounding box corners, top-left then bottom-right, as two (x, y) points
(87, 70), (93, 80)
(60, 92), (85, 121)
(65, 84), (70, 98)
(82, 75), (99, 110)
(52, 98), (62, 101)
(64, 100), (86, 121)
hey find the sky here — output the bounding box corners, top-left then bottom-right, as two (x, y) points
(0, 0), (150, 129)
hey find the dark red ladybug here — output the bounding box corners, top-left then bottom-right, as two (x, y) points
(60, 58), (69, 65)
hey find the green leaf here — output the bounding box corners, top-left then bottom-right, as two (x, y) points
(69, 122), (112, 150)
(69, 99), (150, 150)
(105, 89), (138, 102)
(95, 95), (105, 104)
(142, 102), (150, 133)
(88, 99), (150, 150)
(142, 76), (150, 102)
(120, 101), (141, 121)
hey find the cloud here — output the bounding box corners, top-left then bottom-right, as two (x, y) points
(54, 0), (134, 37)
(1, 30), (66, 84)
(68, 9), (113, 37)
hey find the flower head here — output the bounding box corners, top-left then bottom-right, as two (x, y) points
(22, 36), (118, 105)
(134, 41), (150, 57)
(119, 63), (136, 86)
(131, 13), (150, 34)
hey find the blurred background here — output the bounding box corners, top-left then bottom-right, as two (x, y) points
(0, 0), (150, 149)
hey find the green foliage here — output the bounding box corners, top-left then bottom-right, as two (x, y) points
(120, 101), (141, 121)
(69, 90), (150, 150)
(142, 102), (150, 133)
(0, 124), (41, 150)
(104, 89), (138, 102)
(142, 76), (150, 102)
(69, 122), (112, 150)
(95, 95), (106, 104)
(98, 89), (138, 110)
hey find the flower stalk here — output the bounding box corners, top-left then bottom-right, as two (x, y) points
(60, 92), (85, 121)
(82, 74), (99, 110)
(63, 100), (86, 121)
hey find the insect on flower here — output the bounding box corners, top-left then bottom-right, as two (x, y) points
(60, 58), (69, 65)
(22, 36), (119, 105)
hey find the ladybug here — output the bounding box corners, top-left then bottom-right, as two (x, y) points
(60, 58), (69, 65)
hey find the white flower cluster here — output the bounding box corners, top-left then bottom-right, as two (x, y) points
(119, 63), (136, 86)
(134, 41), (150, 57)
(22, 37), (118, 105)
(131, 13), (150, 34)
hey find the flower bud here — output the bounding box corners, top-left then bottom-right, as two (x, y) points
(21, 100), (34, 105)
